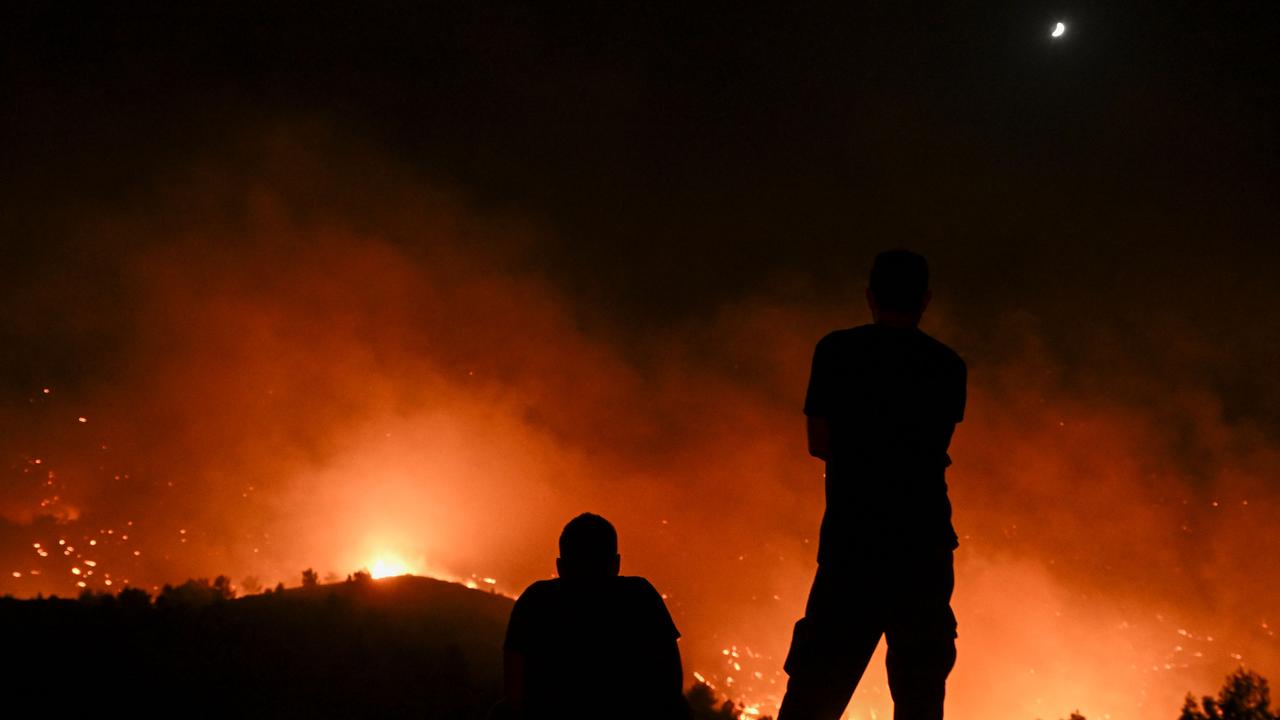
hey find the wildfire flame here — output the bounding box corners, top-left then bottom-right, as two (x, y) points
(369, 554), (414, 579)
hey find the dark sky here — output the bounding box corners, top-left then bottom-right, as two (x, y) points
(3, 1), (1279, 418)
(4, 1), (1278, 454)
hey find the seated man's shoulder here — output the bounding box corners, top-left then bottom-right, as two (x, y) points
(517, 577), (656, 606)
(522, 578), (560, 593)
(618, 576), (679, 636)
(616, 575), (664, 600)
(618, 574), (657, 589)
(514, 578), (562, 606)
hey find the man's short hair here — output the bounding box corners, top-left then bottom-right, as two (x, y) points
(870, 249), (930, 313)
(559, 513), (618, 561)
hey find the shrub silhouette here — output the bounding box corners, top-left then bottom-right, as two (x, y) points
(1181, 669), (1275, 720)
(116, 586), (152, 611)
(157, 576), (236, 609)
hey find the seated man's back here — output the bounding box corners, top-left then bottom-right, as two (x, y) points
(502, 514), (685, 720)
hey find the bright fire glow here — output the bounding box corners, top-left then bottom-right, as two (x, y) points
(369, 554), (414, 579)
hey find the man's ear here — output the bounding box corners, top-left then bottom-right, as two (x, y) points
(609, 554), (621, 576)
(555, 557), (565, 578)
(919, 289), (932, 315)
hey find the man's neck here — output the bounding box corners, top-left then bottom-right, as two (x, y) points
(873, 314), (920, 329)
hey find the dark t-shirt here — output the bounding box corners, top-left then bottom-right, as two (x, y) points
(504, 575), (682, 719)
(804, 324), (966, 561)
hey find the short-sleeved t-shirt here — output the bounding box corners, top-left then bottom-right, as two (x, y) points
(804, 324), (967, 560)
(504, 575), (681, 719)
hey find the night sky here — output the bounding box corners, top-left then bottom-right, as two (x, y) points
(3, 3), (1279, 718)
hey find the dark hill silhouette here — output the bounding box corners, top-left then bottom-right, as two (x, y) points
(5, 574), (512, 718)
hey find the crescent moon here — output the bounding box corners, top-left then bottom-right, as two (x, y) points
(1052, 22), (1066, 38)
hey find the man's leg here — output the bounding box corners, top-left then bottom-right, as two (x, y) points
(883, 624), (955, 720)
(778, 566), (881, 720)
(883, 550), (957, 720)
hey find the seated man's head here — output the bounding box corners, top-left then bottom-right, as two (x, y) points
(867, 249), (931, 325)
(557, 513), (621, 580)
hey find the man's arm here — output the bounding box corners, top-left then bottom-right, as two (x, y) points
(665, 637), (690, 718)
(668, 637), (684, 693)
(806, 415), (830, 461)
(803, 334), (834, 462)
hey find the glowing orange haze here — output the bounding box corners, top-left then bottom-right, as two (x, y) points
(1, 138), (1276, 719)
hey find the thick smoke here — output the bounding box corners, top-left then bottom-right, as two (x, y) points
(1, 130), (1276, 719)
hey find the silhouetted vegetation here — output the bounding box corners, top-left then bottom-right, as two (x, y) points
(155, 575), (236, 609)
(1181, 669), (1276, 720)
(4, 574), (510, 718)
(241, 575), (262, 594)
(1051, 670), (1275, 720)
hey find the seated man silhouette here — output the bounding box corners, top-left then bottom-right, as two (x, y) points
(779, 250), (966, 720)
(501, 513), (687, 720)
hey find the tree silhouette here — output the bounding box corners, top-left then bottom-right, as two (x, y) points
(157, 577), (233, 609)
(1181, 669), (1275, 720)
(301, 568), (319, 588)
(116, 586), (152, 611)
(212, 574), (236, 600)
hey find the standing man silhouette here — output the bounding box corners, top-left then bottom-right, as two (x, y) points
(778, 250), (966, 720)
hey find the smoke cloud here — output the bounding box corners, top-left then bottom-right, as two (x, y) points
(2, 126), (1276, 719)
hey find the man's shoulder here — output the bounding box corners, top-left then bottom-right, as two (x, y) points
(517, 576), (660, 601)
(917, 331), (966, 370)
(616, 576), (672, 617)
(815, 325), (875, 350)
(616, 575), (661, 597)
(515, 578), (561, 605)
(618, 576), (679, 637)
(523, 578), (561, 592)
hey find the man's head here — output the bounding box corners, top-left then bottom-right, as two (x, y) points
(556, 513), (621, 580)
(867, 249), (931, 326)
